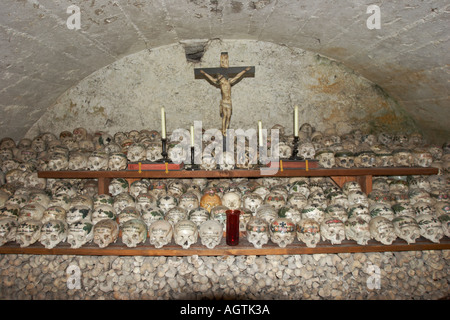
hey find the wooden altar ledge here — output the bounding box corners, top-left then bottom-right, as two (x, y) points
(0, 237), (448, 257)
(38, 167), (439, 195)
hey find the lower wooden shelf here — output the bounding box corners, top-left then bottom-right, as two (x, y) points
(0, 237), (448, 257)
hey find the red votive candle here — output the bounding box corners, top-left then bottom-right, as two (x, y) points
(226, 210), (240, 246)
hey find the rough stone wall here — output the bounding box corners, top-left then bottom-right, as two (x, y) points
(1, 251), (448, 300)
(26, 39), (418, 140)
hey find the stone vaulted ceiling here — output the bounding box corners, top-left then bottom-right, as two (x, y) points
(1, 0), (449, 143)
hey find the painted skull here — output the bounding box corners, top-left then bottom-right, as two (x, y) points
(0, 217), (18, 246)
(141, 206), (165, 228)
(345, 216), (371, 245)
(437, 213), (450, 237)
(354, 150), (376, 167)
(16, 219), (42, 247)
(393, 149), (413, 167)
(416, 214), (444, 243)
(113, 192), (135, 214)
(325, 204), (348, 222)
(148, 219), (173, 248)
(18, 203), (46, 223)
(135, 192), (158, 213)
(42, 206), (67, 224)
(298, 142), (315, 160)
(87, 151), (109, 171)
(108, 152), (128, 171)
(287, 193), (308, 211)
(200, 154), (217, 171)
(146, 142), (163, 162)
(320, 217), (346, 244)
(296, 218), (321, 248)
(334, 151), (354, 168)
(93, 218), (119, 248)
(242, 193), (263, 214)
(165, 206), (188, 226)
(121, 218), (148, 248)
(126, 143), (146, 162)
(278, 205), (302, 225)
(412, 149), (433, 167)
(117, 206), (141, 227)
(255, 204), (278, 225)
(301, 203), (327, 224)
(347, 190), (369, 208)
(92, 204), (116, 225)
(369, 203), (395, 220)
(348, 204), (371, 223)
(178, 192), (199, 211)
(39, 219), (68, 249)
(188, 207), (210, 227)
(129, 180), (149, 199)
(369, 216), (397, 245)
(158, 195), (178, 213)
(47, 153), (69, 171)
(316, 149), (335, 168)
(173, 219), (198, 249)
(392, 215), (421, 244)
(108, 178), (129, 197)
(246, 216), (269, 248)
(218, 151), (235, 170)
(199, 219), (223, 249)
(269, 217), (296, 248)
(67, 220), (94, 248)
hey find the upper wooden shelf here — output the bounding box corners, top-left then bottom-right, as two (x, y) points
(37, 167), (439, 179)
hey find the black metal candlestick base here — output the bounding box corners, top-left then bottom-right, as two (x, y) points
(161, 138), (169, 162)
(190, 146), (199, 170)
(289, 136), (304, 160)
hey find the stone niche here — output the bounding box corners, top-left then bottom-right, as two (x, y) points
(26, 39), (417, 140)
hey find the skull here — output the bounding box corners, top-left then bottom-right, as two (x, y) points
(135, 192), (158, 213)
(140, 203), (164, 226)
(434, 201), (450, 216)
(316, 149), (335, 168)
(210, 205), (229, 230)
(108, 152), (128, 171)
(16, 219), (42, 247)
(392, 215), (421, 244)
(72, 127), (88, 142)
(165, 206), (188, 226)
(127, 143), (146, 162)
(42, 206), (67, 224)
(308, 190), (327, 209)
(92, 204), (116, 225)
(93, 194), (114, 207)
(114, 132), (128, 145)
(129, 180), (149, 199)
(334, 150), (355, 168)
(255, 204), (278, 224)
(298, 142), (315, 160)
(108, 178), (129, 197)
(264, 192), (286, 210)
(372, 178), (390, 193)
(121, 218), (148, 248)
(68, 151), (89, 170)
(0, 217), (18, 246)
(47, 153), (69, 171)
(200, 154), (217, 171)
(327, 191), (349, 209)
(148, 219), (173, 248)
(347, 190), (369, 208)
(218, 151), (235, 171)
(361, 134), (377, 146)
(246, 216), (269, 248)
(199, 192), (222, 213)
(348, 204), (371, 223)
(296, 218), (321, 248)
(369, 203), (395, 220)
(412, 149), (433, 167)
(269, 217), (296, 248)
(354, 150), (376, 167)
(320, 217), (346, 244)
(39, 219), (68, 249)
(158, 195), (178, 213)
(167, 181), (186, 198)
(325, 204), (348, 222)
(169, 144), (188, 164)
(375, 152), (394, 167)
(242, 193), (263, 214)
(2, 159), (19, 173)
(369, 216), (397, 245)
(344, 217), (371, 245)
(278, 205), (302, 225)
(416, 214), (444, 243)
(117, 206), (141, 226)
(188, 207), (210, 227)
(301, 203), (326, 223)
(277, 142), (292, 159)
(289, 180), (310, 198)
(377, 132), (393, 146)
(87, 151), (109, 171)
(287, 193), (308, 211)
(103, 142), (121, 154)
(199, 220), (223, 249)
(413, 200), (434, 216)
(238, 207), (253, 233)
(113, 192), (135, 213)
(67, 220), (94, 248)
(31, 136), (46, 153)
(146, 142), (163, 162)
(93, 219), (119, 248)
(173, 219), (198, 249)
(392, 149), (413, 167)
(18, 203), (46, 223)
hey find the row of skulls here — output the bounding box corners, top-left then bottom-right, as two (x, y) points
(0, 170), (448, 249)
(1, 125), (449, 173)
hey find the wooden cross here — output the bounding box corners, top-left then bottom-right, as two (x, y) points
(194, 52), (255, 136)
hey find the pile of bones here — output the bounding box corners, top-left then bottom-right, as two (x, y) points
(0, 124), (448, 250)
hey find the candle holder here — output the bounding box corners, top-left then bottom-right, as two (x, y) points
(190, 146), (199, 170)
(289, 136), (303, 160)
(161, 138), (169, 162)
(226, 210), (240, 246)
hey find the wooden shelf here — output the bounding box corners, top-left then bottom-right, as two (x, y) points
(0, 237), (448, 256)
(38, 167), (439, 195)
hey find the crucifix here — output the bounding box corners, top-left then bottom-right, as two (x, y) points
(194, 52), (255, 137)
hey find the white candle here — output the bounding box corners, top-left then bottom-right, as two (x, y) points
(190, 125), (194, 147)
(294, 105), (299, 137)
(161, 107), (166, 139)
(258, 121), (263, 147)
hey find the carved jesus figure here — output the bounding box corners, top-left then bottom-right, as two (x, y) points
(199, 66), (252, 136)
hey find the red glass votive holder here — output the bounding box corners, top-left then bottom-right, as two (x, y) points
(226, 209), (240, 246)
